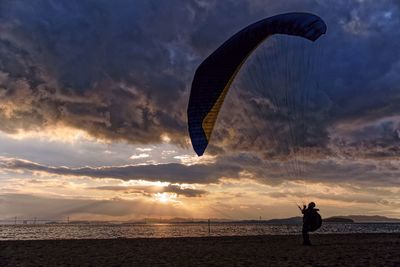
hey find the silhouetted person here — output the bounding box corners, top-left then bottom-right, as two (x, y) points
(299, 202), (319, 246)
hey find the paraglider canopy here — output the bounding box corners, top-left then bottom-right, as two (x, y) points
(187, 12), (327, 156)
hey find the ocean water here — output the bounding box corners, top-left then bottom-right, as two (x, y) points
(1, 223), (399, 240)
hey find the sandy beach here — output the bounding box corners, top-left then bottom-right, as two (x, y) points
(1, 233), (399, 266)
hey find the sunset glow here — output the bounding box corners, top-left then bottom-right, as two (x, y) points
(154, 192), (177, 203)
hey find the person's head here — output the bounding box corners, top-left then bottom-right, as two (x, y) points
(308, 202), (316, 209)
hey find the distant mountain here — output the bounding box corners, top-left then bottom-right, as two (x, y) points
(236, 217), (303, 224)
(125, 217), (231, 224)
(263, 215), (400, 224)
(236, 215), (400, 224)
(264, 216), (303, 224)
(324, 217), (354, 223)
(131, 215), (400, 224)
(334, 215), (400, 223)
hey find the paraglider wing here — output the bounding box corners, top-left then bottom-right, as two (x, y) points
(187, 12), (327, 156)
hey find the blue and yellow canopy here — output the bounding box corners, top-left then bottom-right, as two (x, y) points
(187, 12), (327, 156)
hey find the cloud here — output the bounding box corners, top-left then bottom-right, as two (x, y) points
(129, 153), (150, 160)
(0, 156), (241, 184)
(213, 153), (400, 187)
(0, 0), (194, 145)
(136, 147), (153, 152)
(90, 184), (207, 198)
(265, 188), (398, 206)
(2, 154), (400, 188)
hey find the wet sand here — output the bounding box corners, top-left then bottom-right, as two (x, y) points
(1, 234), (399, 266)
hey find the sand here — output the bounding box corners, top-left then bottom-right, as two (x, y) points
(1, 234), (399, 266)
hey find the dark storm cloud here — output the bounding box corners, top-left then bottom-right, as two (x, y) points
(213, 152), (400, 186)
(91, 184), (208, 197)
(0, 0), (273, 145)
(0, 157), (241, 184)
(1, 1), (400, 166)
(0, 0), (198, 143)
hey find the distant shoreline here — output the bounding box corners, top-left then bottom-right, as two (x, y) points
(2, 214), (399, 225)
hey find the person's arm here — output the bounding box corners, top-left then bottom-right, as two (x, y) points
(301, 205), (306, 214)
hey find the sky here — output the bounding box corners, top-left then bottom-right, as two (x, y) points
(0, 0), (400, 221)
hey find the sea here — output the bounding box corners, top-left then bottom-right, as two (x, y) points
(1, 222), (400, 240)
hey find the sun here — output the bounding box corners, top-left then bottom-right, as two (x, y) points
(154, 192), (177, 203)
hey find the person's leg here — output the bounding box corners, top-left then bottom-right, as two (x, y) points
(302, 225), (311, 245)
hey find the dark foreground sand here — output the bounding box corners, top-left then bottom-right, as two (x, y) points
(1, 234), (399, 266)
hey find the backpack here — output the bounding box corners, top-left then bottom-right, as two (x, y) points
(308, 211), (322, 232)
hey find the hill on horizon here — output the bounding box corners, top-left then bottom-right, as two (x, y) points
(329, 215), (400, 223)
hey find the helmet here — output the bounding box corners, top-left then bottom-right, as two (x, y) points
(308, 202), (316, 208)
